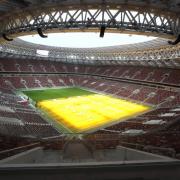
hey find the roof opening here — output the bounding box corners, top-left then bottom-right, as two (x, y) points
(19, 32), (157, 48)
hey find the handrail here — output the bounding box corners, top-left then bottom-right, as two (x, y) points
(120, 141), (176, 157)
(0, 142), (40, 155)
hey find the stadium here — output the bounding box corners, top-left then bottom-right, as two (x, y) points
(0, 0), (180, 179)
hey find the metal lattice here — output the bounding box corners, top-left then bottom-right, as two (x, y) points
(0, 7), (179, 38)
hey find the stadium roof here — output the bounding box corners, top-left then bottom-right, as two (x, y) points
(0, 0), (179, 66)
(0, 0), (179, 38)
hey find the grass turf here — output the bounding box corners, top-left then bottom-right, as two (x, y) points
(23, 87), (94, 102)
(22, 87), (151, 133)
(38, 94), (150, 133)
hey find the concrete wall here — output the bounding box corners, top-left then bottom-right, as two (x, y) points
(0, 161), (180, 180)
(0, 146), (179, 179)
(0, 145), (174, 164)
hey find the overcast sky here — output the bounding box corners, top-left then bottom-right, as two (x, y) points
(19, 32), (156, 48)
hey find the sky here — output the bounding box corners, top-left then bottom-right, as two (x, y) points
(19, 32), (156, 49)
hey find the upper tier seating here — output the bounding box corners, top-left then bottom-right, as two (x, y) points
(0, 58), (180, 86)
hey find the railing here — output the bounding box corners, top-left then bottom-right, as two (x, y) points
(0, 142), (40, 160)
(120, 141), (176, 158)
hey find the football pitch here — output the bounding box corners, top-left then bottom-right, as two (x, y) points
(23, 87), (151, 133)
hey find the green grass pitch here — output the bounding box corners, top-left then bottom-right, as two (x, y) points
(23, 87), (95, 102)
(22, 87), (151, 134)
